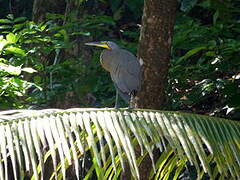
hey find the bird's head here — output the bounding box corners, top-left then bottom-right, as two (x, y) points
(85, 41), (119, 50)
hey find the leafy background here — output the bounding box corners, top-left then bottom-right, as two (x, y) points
(0, 0), (239, 120)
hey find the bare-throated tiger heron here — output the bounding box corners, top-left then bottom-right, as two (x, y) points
(85, 41), (141, 108)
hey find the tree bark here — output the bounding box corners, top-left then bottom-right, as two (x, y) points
(135, 0), (177, 110)
(132, 0), (177, 179)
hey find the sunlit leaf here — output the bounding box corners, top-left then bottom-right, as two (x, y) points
(5, 47), (26, 56)
(6, 33), (18, 43)
(0, 108), (239, 180)
(0, 63), (21, 75)
(0, 19), (13, 24)
(21, 67), (37, 73)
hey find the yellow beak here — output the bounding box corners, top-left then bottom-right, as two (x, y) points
(85, 42), (111, 49)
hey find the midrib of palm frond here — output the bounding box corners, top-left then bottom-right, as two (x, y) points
(0, 108), (239, 180)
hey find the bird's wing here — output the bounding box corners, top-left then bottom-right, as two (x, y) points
(113, 83), (130, 102)
(109, 49), (141, 94)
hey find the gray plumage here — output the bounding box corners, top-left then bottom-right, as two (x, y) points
(101, 47), (141, 101)
(85, 41), (141, 107)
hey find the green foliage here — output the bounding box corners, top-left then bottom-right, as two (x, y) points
(0, 0), (143, 109)
(0, 0), (239, 179)
(41, 1), (141, 108)
(0, 14), (111, 108)
(168, 0), (240, 119)
(0, 22), (40, 109)
(1, 0), (239, 120)
(0, 108), (239, 179)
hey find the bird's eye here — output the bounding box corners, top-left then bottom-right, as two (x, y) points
(106, 42), (110, 47)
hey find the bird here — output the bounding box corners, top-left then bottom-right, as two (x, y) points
(85, 41), (141, 108)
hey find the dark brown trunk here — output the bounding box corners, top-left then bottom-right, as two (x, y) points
(132, 0), (177, 179)
(135, 0), (177, 110)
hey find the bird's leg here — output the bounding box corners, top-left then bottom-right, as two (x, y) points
(114, 89), (119, 108)
(129, 95), (133, 109)
(129, 90), (136, 109)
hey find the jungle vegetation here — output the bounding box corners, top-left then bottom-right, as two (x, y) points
(0, 0), (240, 179)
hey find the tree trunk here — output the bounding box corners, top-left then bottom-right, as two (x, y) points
(133, 0), (177, 179)
(135, 0), (177, 110)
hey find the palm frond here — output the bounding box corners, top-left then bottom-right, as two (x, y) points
(0, 108), (239, 179)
